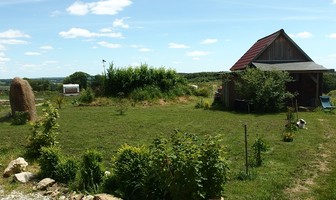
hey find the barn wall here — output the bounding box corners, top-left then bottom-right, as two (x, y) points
(256, 35), (308, 62)
(286, 73), (323, 107)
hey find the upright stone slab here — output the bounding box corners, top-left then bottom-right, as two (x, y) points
(9, 77), (37, 121)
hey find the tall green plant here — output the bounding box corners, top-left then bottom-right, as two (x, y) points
(78, 150), (104, 192)
(26, 102), (60, 158)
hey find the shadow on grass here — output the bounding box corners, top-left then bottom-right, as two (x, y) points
(0, 113), (12, 123)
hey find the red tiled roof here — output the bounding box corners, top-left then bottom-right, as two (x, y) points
(230, 29), (284, 71)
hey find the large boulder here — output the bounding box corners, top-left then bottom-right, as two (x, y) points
(9, 77), (37, 121)
(3, 157), (28, 178)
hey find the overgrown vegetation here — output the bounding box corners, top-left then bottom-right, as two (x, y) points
(105, 63), (189, 99)
(235, 68), (294, 112)
(107, 131), (229, 199)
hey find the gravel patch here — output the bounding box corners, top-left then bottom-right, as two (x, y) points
(0, 186), (50, 200)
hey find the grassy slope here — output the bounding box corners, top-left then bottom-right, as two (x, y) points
(0, 100), (336, 199)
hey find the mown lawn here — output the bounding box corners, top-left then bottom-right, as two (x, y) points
(0, 98), (336, 199)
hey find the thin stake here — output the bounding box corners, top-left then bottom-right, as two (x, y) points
(244, 124), (249, 175)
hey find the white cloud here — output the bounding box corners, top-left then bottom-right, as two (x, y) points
(201, 38), (218, 44)
(0, 44), (6, 51)
(113, 18), (130, 29)
(40, 45), (54, 50)
(25, 52), (41, 56)
(100, 28), (113, 33)
(97, 41), (122, 48)
(59, 28), (123, 38)
(67, 0), (132, 16)
(289, 31), (313, 39)
(59, 28), (94, 38)
(0, 52), (10, 63)
(187, 50), (210, 57)
(332, 0), (336, 5)
(0, 39), (28, 45)
(139, 48), (151, 52)
(327, 33), (336, 39)
(168, 43), (190, 49)
(50, 10), (62, 17)
(66, 1), (89, 16)
(0, 29), (30, 38)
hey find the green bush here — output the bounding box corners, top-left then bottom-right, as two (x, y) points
(235, 68), (294, 112)
(200, 135), (229, 199)
(78, 150), (104, 192)
(195, 98), (205, 109)
(194, 87), (211, 97)
(26, 102), (60, 158)
(39, 146), (79, 184)
(39, 146), (62, 179)
(107, 131), (229, 199)
(11, 111), (29, 125)
(79, 88), (95, 104)
(129, 85), (163, 102)
(110, 144), (150, 199)
(195, 98), (210, 109)
(56, 159), (79, 184)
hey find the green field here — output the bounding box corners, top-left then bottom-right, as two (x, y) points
(0, 97), (336, 199)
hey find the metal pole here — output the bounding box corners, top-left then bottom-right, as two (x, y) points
(244, 124), (249, 175)
(102, 59), (106, 76)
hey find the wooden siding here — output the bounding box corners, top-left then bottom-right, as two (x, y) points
(256, 35), (308, 63)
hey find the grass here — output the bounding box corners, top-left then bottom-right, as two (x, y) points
(0, 96), (336, 199)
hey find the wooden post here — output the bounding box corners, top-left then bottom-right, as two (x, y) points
(244, 124), (249, 175)
(296, 99), (299, 121)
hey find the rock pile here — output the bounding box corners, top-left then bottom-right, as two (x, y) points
(2, 157), (122, 200)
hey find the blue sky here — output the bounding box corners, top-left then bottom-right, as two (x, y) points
(0, 0), (336, 78)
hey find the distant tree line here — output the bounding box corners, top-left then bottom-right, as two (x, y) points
(180, 72), (223, 83)
(323, 72), (336, 93)
(2, 67), (335, 98)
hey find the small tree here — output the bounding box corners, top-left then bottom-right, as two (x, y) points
(55, 95), (64, 109)
(251, 136), (267, 167)
(26, 102), (60, 158)
(235, 68), (294, 112)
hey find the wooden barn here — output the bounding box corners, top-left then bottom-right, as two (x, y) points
(224, 29), (332, 109)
